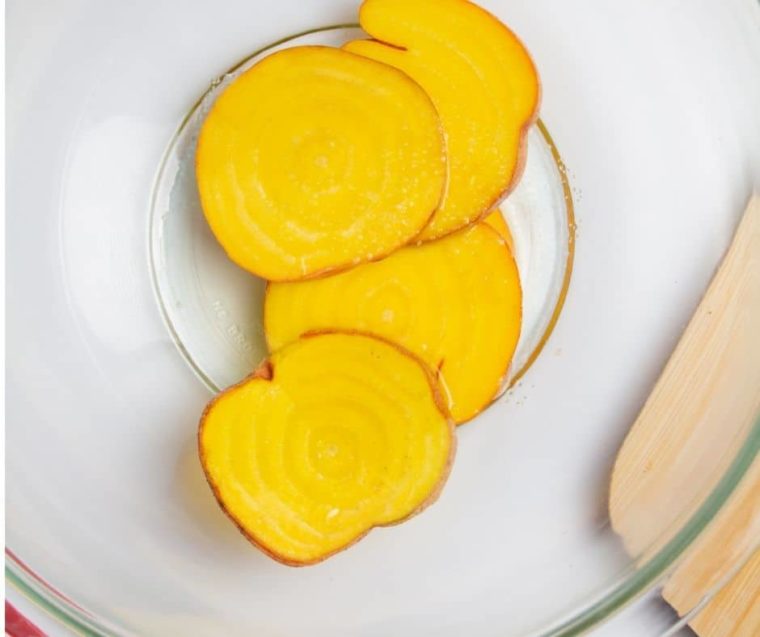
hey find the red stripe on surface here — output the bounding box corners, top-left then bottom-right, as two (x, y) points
(5, 601), (48, 637)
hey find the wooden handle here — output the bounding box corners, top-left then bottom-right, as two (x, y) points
(609, 195), (760, 636)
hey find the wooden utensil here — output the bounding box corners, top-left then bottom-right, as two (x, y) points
(609, 195), (760, 636)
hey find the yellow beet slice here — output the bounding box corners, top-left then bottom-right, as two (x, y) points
(265, 224), (522, 424)
(196, 46), (447, 281)
(484, 208), (514, 252)
(199, 332), (454, 565)
(345, 0), (540, 241)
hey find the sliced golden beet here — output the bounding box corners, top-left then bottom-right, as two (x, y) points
(483, 208), (514, 252)
(196, 46), (446, 281)
(345, 0), (539, 241)
(265, 224), (522, 424)
(199, 332), (454, 565)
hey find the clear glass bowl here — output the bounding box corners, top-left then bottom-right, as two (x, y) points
(148, 26), (574, 396)
(6, 1), (760, 635)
